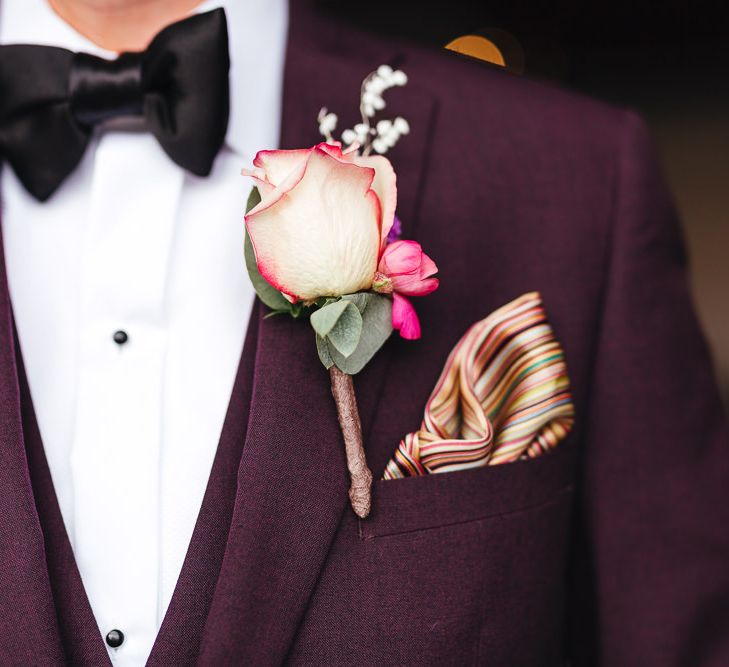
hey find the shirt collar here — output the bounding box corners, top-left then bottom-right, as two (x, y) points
(0, 0), (289, 164)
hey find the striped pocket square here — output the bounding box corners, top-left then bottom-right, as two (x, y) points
(383, 292), (575, 480)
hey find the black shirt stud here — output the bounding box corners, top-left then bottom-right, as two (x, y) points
(113, 330), (129, 346)
(106, 629), (124, 648)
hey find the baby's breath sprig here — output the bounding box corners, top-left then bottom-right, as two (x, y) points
(317, 108), (338, 143)
(317, 64), (410, 157)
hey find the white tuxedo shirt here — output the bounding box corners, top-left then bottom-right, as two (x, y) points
(0, 0), (288, 664)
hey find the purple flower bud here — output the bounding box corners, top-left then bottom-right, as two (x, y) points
(386, 214), (403, 245)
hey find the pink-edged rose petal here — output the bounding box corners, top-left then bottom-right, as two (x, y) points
(245, 146), (382, 301)
(352, 154), (397, 245)
(314, 144), (397, 245)
(244, 144), (397, 252)
(251, 147), (314, 187)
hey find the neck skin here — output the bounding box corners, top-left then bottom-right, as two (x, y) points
(47, 0), (205, 52)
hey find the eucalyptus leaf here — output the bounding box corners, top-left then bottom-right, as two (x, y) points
(341, 292), (369, 313)
(315, 334), (335, 369)
(326, 303), (363, 358)
(310, 299), (349, 338)
(329, 293), (393, 374)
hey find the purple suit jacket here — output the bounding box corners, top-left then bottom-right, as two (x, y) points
(1, 2), (728, 665)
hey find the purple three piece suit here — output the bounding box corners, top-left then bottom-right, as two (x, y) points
(1, 1), (728, 665)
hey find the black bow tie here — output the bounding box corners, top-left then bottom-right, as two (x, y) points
(0, 9), (230, 202)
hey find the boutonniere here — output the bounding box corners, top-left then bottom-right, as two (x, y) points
(242, 65), (438, 518)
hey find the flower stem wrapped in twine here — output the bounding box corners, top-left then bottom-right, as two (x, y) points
(329, 366), (373, 518)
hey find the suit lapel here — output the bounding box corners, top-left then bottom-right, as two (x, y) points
(199, 3), (436, 663)
(0, 220), (66, 665)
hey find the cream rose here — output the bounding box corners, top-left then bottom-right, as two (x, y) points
(243, 142), (397, 302)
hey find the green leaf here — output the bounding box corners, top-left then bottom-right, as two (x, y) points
(310, 299), (364, 357)
(310, 299), (349, 337)
(246, 186), (262, 214)
(341, 292), (369, 313)
(327, 303), (363, 357)
(311, 299), (364, 362)
(329, 293), (393, 374)
(315, 334), (335, 369)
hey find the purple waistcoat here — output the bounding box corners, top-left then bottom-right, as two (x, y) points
(17, 306), (257, 666)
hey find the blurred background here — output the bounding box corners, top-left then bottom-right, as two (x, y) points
(325, 0), (729, 407)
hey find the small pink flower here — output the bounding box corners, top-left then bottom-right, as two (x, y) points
(375, 240), (439, 340)
(392, 293), (421, 340)
(378, 240), (439, 296)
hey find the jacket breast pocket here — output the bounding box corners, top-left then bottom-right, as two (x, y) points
(321, 435), (581, 665)
(356, 435), (578, 664)
(291, 436), (580, 666)
(363, 432), (578, 539)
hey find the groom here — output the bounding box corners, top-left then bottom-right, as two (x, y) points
(1, 0), (728, 665)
